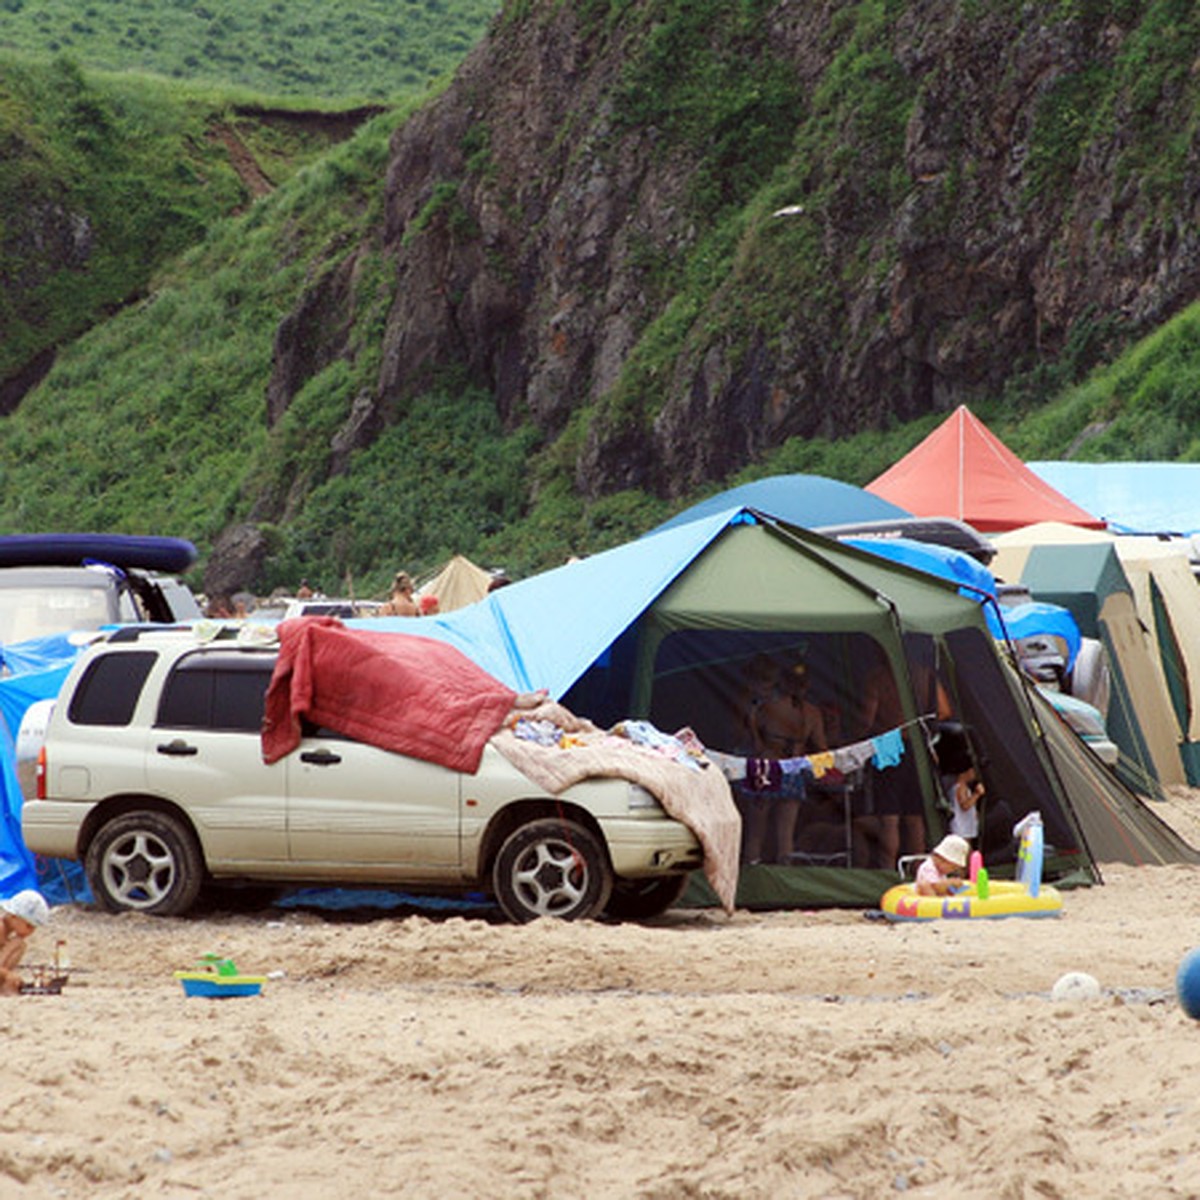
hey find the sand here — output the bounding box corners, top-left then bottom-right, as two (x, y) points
(6, 844), (1200, 1196)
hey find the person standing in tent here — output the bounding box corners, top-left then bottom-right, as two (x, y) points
(0, 890), (51, 996)
(733, 655), (784, 864)
(751, 659), (828, 863)
(856, 647), (929, 871)
(933, 720), (984, 847)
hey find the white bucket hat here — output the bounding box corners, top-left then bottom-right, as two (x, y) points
(931, 835), (970, 869)
(0, 890), (50, 927)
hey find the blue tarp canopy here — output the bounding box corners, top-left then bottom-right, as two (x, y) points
(842, 536), (997, 600)
(352, 508), (745, 695)
(647, 474), (912, 536)
(1028, 462), (1200, 535)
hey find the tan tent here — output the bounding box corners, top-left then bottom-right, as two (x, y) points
(416, 555), (494, 613)
(992, 522), (1200, 784)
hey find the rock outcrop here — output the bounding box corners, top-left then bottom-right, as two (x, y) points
(263, 1), (1200, 498)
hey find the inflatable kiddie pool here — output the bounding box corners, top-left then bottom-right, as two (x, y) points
(880, 817), (1061, 921)
(879, 878), (1062, 922)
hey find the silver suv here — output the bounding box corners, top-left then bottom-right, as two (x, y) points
(21, 628), (702, 922)
(0, 533), (202, 650)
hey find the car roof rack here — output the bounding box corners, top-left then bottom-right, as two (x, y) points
(104, 623), (250, 644)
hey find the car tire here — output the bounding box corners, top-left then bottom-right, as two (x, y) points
(492, 818), (613, 923)
(603, 873), (691, 921)
(85, 810), (204, 916)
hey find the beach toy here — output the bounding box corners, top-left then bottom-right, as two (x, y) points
(976, 867), (989, 900)
(1175, 948), (1200, 1019)
(1014, 814), (1044, 898)
(968, 850), (982, 883)
(175, 955), (266, 998)
(1051, 972), (1101, 1002)
(878, 878), (1062, 922)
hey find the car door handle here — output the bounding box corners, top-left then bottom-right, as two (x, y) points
(300, 748), (342, 766)
(157, 739), (198, 756)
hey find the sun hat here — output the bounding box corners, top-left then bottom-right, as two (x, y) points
(0, 889), (50, 927)
(931, 835), (970, 869)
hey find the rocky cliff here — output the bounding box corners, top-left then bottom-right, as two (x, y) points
(267, 0), (1200, 500)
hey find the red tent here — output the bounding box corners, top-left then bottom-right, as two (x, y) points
(866, 406), (1106, 532)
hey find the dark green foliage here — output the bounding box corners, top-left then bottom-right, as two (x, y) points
(0, 0), (501, 100)
(265, 384), (542, 595)
(614, 0), (806, 222)
(0, 58), (248, 382)
(0, 113), (402, 547)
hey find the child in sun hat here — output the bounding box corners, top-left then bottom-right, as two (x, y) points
(914, 834), (970, 897)
(0, 890), (51, 996)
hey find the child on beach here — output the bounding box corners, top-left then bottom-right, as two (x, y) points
(0, 890), (51, 996)
(914, 834), (970, 897)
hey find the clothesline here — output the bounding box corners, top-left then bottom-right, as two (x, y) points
(706, 714), (936, 789)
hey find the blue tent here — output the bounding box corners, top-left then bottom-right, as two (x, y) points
(648, 474), (911, 536)
(1028, 463), (1200, 535)
(841, 536), (997, 601)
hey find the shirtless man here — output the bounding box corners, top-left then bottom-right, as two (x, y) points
(379, 571), (420, 617)
(0, 890), (51, 996)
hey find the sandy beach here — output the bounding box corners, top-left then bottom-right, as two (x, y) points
(6, 837), (1200, 1197)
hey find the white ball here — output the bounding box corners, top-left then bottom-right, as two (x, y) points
(1051, 971), (1101, 1002)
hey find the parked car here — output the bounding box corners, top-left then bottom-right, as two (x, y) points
(281, 597), (385, 620)
(21, 627), (702, 922)
(0, 534), (201, 648)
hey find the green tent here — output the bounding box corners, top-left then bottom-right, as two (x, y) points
(562, 514), (1197, 908)
(1004, 540), (1184, 795)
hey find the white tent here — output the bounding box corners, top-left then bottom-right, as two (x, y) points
(416, 555), (495, 613)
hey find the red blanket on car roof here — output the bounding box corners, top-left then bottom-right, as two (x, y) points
(261, 618), (517, 772)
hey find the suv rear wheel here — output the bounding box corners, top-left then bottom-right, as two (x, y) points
(492, 818), (612, 923)
(85, 811), (204, 916)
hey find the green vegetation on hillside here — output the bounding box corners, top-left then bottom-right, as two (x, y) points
(0, 113), (402, 553)
(0, 99), (656, 597)
(0, 55), (385, 390)
(0, 0), (500, 99)
(7, 0), (1200, 599)
(586, 0), (915, 447)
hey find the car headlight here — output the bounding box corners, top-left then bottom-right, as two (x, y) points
(626, 784), (663, 812)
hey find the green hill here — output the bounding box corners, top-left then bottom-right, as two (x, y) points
(4, 0), (1200, 602)
(0, 0), (501, 99)
(0, 56), (391, 403)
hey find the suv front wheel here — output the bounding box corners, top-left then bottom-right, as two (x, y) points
(492, 818), (613, 923)
(85, 810), (204, 916)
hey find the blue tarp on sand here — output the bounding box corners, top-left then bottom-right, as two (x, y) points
(0, 634), (83, 896)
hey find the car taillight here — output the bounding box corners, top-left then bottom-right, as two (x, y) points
(35, 745), (47, 801)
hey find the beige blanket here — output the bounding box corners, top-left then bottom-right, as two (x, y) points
(491, 704), (740, 913)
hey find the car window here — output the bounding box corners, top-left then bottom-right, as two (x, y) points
(67, 652), (157, 726)
(157, 655), (274, 732)
(0, 581), (117, 643)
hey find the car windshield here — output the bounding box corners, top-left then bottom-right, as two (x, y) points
(0, 583), (115, 644)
